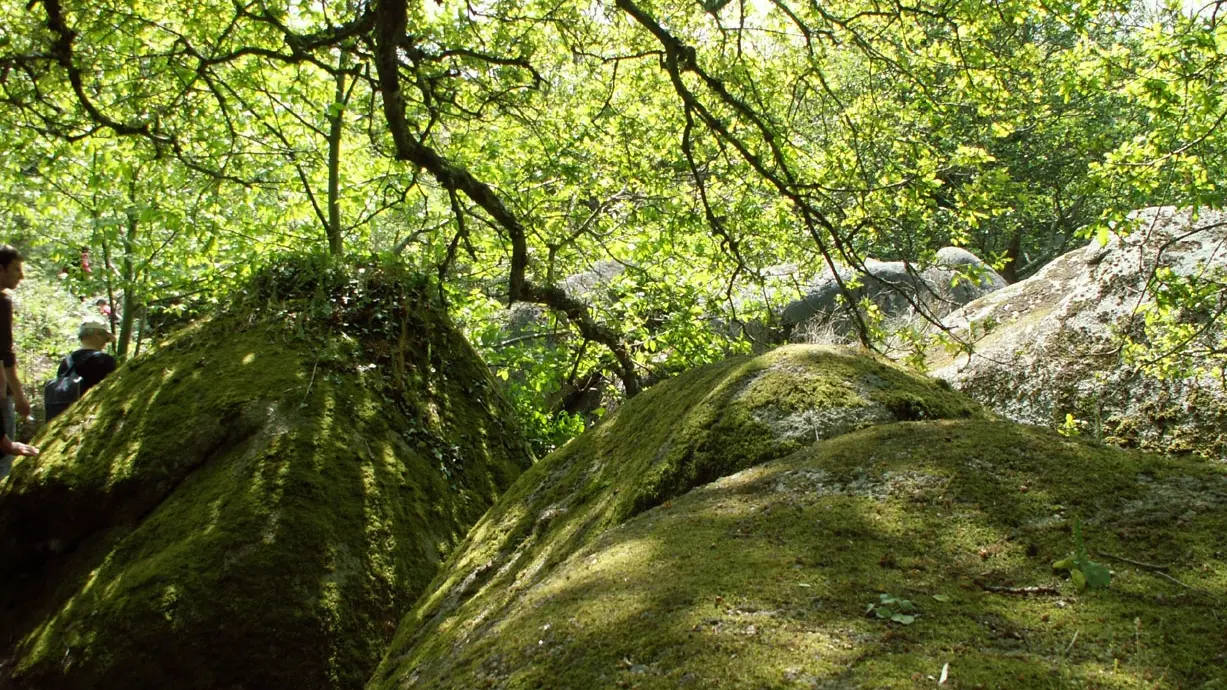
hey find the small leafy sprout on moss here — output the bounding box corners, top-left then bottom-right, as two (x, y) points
(866, 593), (918, 624)
(1052, 517), (1112, 591)
(1058, 413), (1082, 438)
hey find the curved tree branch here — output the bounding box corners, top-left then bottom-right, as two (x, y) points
(371, 0), (639, 395)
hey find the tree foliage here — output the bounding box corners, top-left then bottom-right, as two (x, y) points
(1, 0), (1224, 441)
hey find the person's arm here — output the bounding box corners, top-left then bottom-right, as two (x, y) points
(0, 384), (36, 457)
(0, 296), (11, 405)
(6, 363), (28, 417)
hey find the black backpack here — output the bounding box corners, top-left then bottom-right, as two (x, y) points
(44, 351), (102, 421)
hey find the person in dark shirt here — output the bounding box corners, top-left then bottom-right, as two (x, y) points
(60, 321), (118, 396)
(0, 245), (38, 476)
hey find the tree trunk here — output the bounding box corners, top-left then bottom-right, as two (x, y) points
(325, 54), (348, 256)
(98, 219), (120, 338)
(1002, 230), (1022, 284)
(133, 302), (148, 358)
(117, 181), (140, 359)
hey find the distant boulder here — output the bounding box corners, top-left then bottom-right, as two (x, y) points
(781, 248), (1007, 339)
(0, 258), (532, 690)
(503, 260), (626, 338)
(929, 207), (1227, 460)
(934, 246), (1010, 303)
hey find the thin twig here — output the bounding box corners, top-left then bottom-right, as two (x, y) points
(1094, 551), (1170, 572)
(1153, 571), (1194, 590)
(1064, 630), (1079, 655)
(302, 358), (320, 404)
(1095, 551), (1213, 593)
(975, 582), (1061, 596)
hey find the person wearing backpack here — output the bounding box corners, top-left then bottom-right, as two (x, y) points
(0, 245), (38, 478)
(44, 321), (118, 421)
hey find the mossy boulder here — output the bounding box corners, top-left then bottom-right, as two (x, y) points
(370, 369), (1227, 688)
(369, 344), (991, 687)
(0, 258), (532, 689)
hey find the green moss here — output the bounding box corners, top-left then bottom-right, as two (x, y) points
(0, 257), (532, 690)
(370, 344), (988, 687)
(371, 418), (1227, 689)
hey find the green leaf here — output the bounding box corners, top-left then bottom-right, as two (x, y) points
(1071, 568), (1087, 591)
(990, 121), (1015, 138)
(1082, 562), (1112, 590)
(891, 614), (916, 625)
(932, 594), (951, 602)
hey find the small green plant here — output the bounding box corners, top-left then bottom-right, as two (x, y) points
(866, 593), (918, 624)
(1058, 413), (1082, 438)
(1052, 517), (1112, 591)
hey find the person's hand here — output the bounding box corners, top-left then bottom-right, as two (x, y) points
(14, 393), (30, 418)
(1, 437), (38, 457)
(12, 441), (37, 457)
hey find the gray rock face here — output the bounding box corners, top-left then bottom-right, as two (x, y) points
(929, 206), (1227, 460)
(504, 261), (627, 338)
(934, 247), (1010, 302)
(497, 261), (630, 417)
(781, 248), (1007, 338)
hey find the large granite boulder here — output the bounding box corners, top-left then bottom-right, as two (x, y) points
(782, 248), (1007, 340)
(928, 207), (1227, 461)
(0, 258), (532, 690)
(369, 346), (1227, 689)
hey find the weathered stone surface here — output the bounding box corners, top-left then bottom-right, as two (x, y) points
(929, 207), (1227, 460)
(935, 246), (1010, 302)
(782, 248), (1007, 339)
(0, 260), (532, 690)
(369, 345), (1227, 690)
(503, 260), (626, 338)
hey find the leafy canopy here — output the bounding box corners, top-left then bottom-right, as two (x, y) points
(1, 0), (1224, 438)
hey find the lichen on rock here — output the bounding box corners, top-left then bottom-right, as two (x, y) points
(0, 255), (532, 690)
(927, 206), (1227, 461)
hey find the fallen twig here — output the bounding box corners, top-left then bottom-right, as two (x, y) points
(302, 357), (320, 404)
(1094, 551), (1170, 572)
(1065, 630), (1079, 655)
(1153, 570), (1194, 590)
(1095, 552), (1215, 594)
(975, 582), (1061, 596)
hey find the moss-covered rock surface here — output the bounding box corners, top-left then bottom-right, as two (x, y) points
(370, 347), (1227, 690)
(379, 419), (1227, 689)
(0, 257), (532, 690)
